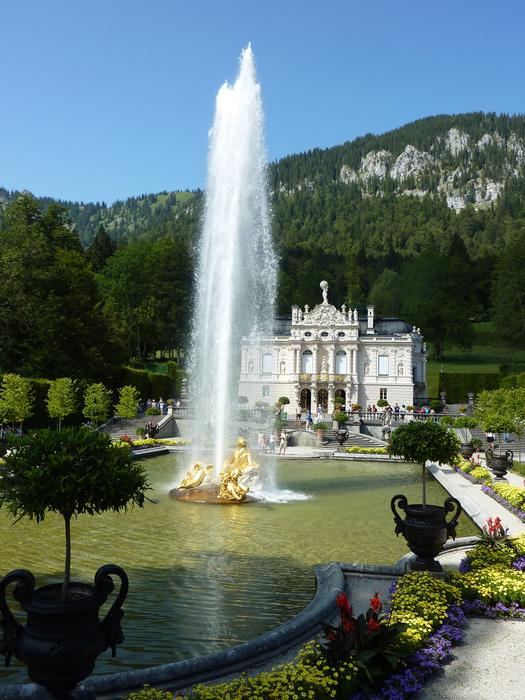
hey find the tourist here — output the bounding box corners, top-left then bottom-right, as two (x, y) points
(268, 432), (276, 453)
(372, 404), (377, 414)
(486, 431), (495, 451)
(296, 405), (302, 426)
(159, 398), (166, 415)
(471, 448), (482, 466)
(279, 429), (287, 455)
(504, 431), (511, 443)
(306, 410), (313, 430)
(257, 431), (265, 453)
(146, 398), (152, 409)
(317, 403), (323, 422)
(400, 405), (407, 420)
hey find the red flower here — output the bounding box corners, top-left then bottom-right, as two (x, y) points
(342, 618), (355, 633)
(369, 593), (382, 613)
(336, 592), (351, 615)
(367, 618), (380, 633)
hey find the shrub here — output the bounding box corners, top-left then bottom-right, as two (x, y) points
(277, 396), (290, 405)
(451, 566), (525, 606)
(469, 466), (491, 482)
(345, 446), (389, 455)
(491, 482), (525, 510)
(145, 407), (161, 416)
(0, 427), (149, 599)
(439, 372), (500, 403)
(377, 399), (389, 408)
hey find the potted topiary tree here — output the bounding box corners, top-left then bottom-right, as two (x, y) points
(0, 426), (150, 695)
(453, 416), (479, 458)
(474, 388), (522, 477)
(333, 411), (349, 445)
(389, 421), (462, 571)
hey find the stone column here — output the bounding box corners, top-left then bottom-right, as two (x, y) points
(328, 345), (335, 375)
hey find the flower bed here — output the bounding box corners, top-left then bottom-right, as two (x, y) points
(481, 484), (525, 522)
(116, 437), (190, 449)
(345, 447), (389, 455)
(145, 533), (525, 700)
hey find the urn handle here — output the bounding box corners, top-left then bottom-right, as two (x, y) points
(0, 569), (35, 667)
(505, 450), (514, 465)
(95, 564), (129, 657)
(444, 496), (462, 540)
(390, 494), (408, 536)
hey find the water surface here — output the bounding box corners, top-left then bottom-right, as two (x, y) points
(0, 455), (477, 683)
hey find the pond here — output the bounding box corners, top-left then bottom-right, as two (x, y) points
(0, 455), (477, 683)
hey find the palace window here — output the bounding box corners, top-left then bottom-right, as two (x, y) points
(262, 353), (272, 374)
(335, 350), (347, 374)
(378, 355), (389, 376)
(301, 350), (313, 373)
(262, 385), (270, 397)
(380, 388), (388, 401)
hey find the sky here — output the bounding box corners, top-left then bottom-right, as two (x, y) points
(1, 0), (524, 204)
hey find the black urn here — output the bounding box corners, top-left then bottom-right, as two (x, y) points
(391, 494), (462, 571)
(0, 564), (128, 696)
(486, 449), (513, 479)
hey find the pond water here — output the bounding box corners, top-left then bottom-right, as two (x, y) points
(0, 455), (477, 683)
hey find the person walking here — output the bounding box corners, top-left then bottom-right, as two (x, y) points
(279, 429), (287, 455)
(268, 432), (276, 453)
(486, 431), (495, 451)
(306, 410), (313, 431)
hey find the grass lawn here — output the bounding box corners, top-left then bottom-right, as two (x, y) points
(426, 323), (525, 396)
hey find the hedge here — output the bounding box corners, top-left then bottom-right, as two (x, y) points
(112, 367), (174, 401)
(438, 372), (500, 403)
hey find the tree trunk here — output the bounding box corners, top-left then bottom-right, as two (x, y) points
(61, 515), (72, 601)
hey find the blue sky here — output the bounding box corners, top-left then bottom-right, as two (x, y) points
(1, 0), (524, 203)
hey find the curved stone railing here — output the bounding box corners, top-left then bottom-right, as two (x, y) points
(0, 562), (344, 699)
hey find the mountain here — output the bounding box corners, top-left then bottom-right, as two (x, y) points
(0, 187), (200, 246)
(271, 112), (525, 210)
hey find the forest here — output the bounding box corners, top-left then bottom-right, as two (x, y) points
(1, 111), (525, 382)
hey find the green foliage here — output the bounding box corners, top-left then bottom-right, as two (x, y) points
(390, 421), (460, 466)
(334, 411), (348, 425)
(314, 422), (329, 431)
(493, 230), (525, 346)
(0, 195), (123, 380)
(0, 427), (150, 595)
(145, 407), (161, 416)
(390, 421), (460, 505)
(453, 416), (478, 429)
(475, 387), (525, 437)
(86, 224), (116, 272)
(376, 399), (389, 408)
(0, 373), (34, 428)
(83, 382), (112, 426)
(345, 447), (389, 454)
(439, 373), (500, 402)
(115, 385), (140, 420)
(46, 378), (77, 430)
(466, 541), (515, 570)
(0, 427), (148, 522)
(277, 396), (290, 405)
(99, 237), (193, 361)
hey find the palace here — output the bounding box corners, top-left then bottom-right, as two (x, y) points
(238, 282), (427, 414)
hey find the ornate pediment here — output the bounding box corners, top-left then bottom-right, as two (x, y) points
(302, 303), (348, 327)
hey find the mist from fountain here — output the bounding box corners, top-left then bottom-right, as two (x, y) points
(187, 46), (277, 477)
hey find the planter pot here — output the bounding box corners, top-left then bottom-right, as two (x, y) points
(391, 494), (462, 572)
(460, 444), (475, 459)
(0, 564), (128, 695)
(335, 429), (348, 445)
(486, 449), (513, 479)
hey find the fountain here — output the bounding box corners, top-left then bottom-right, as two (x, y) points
(171, 45), (277, 504)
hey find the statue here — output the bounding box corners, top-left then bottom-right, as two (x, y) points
(178, 462), (213, 489)
(219, 437), (260, 501)
(321, 355), (328, 374)
(173, 437), (260, 503)
(320, 280), (329, 305)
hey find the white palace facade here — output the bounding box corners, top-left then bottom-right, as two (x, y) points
(239, 282), (427, 414)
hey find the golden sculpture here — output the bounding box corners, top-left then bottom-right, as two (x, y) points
(178, 462), (213, 489)
(176, 437), (259, 502)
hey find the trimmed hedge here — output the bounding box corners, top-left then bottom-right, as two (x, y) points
(439, 372), (500, 403)
(112, 367), (174, 400)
